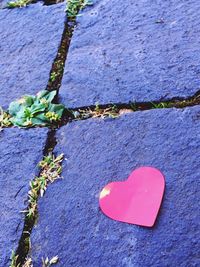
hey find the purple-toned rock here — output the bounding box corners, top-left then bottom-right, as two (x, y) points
(31, 106), (200, 266)
(0, 128), (47, 266)
(0, 2), (65, 109)
(0, 0), (8, 8)
(60, 0), (200, 107)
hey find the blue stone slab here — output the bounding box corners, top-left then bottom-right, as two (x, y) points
(0, 0), (8, 8)
(31, 106), (200, 266)
(0, 128), (47, 266)
(60, 0), (200, 108)
(0, 2), (65, 109)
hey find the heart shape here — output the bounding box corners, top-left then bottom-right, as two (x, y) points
(99, 167), (165, 227)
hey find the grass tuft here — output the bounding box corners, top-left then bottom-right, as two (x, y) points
(0, 106), (12, 130)
(7, 0), (32, 8)
(24, 153), (64, 219)
(10, 251), (20, 267)
(66, 0), (93, 18)
(9, 253), (58, 267)
(42, 256), (59, 267)
(72, 103), (119, 119)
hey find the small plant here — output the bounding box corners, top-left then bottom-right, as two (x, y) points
(0, 106), (12, 130)
(25, 153), (64, 219)
(73, 103), (119, 119)
(22, 258), (33, 267)
(66, 0), (93, 18)
(10, 251), (20, 267)
(9, 252), (58, 267)
(8, 90), (65, 127)
(129, 102), (137, 111)
(42, 256), (59, 267)
(151, 102), (170, 109)
(50, 72), (58, 82)
(7, 0), (32, 8)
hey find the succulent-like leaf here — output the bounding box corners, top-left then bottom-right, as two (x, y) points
(48, 103), (65, 118)
(29, 103), (46, 115)
(23, 95), (35, 107)
(8, 101), (21, 116)
(8, 90), (64, 127)
(37, 90), (56, 102)
(31, 117), (47, 126)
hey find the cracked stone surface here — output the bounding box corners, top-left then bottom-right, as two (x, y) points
(31, 107), (200, 267)
(0, 128), (47, 266)
(0, 2), (65, 109)
(60, 0), (200, 108)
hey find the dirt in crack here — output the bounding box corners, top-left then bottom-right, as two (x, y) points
(43, 0), (65, 5)
(46, 20), (75, 95)
(13, 3), (81, 263)
(64, 89), (200, 122)
(15, 129), (58, 266)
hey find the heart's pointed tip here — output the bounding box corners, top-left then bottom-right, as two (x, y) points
(99, 209), (156, 228)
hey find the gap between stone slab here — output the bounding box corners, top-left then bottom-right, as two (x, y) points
(15, 129), (58, 266)
(12, 9), (77, 267)
(12, 16), (71, 267)
(46, 19), (74, 94)
(2, 89), (200, 131)
(59, 89), (200, 124)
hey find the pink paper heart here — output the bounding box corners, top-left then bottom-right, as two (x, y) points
(99, 167), (165, 227)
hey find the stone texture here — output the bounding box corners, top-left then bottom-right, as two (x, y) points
(0, 2), (65, 109)
(60, 0), (200, 108)
(0, 128), (47, 266)
(0, 0), (8, 8)
(31, 107), (200, 266)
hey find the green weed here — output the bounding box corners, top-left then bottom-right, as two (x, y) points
(10, 251), (20, 267)
(73, 103), (119, 119)
(21, 258), (33, 267)
(9, 253), (58, 267)
(24, 153), (64, 219)
(8, 90), (65, 127)
(7, 0), (32, 8)
(42, 256), (59, 267)
(0, 106), (12, 129)
(66, 0), (93, 18)
(151, 102), (170, 109)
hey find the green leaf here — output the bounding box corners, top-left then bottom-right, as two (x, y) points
(31, 117), (47, 126)
(8, 101), (21, 116)
(8, 90), (64, 128)
(48, 103), (65, 118)
(34, 113), (49, 123)
(10, 116), (28, 127)
(23, 95), (35, 107)
(29, 103), (46, 115)
(37, 90), (56, 102)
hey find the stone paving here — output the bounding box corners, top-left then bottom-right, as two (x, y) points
(0, 1), (200, 267)
(31, 107), (200, 267)
(0, 2), (65, 109)
(60, 0), (200, 107)
(0, 128), (47, 266)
